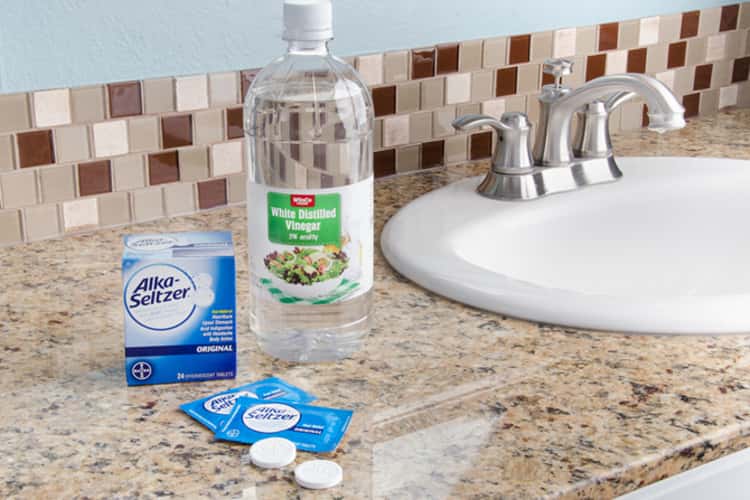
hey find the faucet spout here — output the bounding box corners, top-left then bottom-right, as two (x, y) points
(538, 73), (685, 165)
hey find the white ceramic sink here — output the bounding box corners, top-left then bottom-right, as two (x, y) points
(381, 157), (750, 335)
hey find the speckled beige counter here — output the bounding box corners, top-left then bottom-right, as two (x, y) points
(2, 109), (750, 499)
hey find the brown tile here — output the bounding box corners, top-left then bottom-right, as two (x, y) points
(372, 86), (397, 117)
(694, 64), (713, 90)
(495, 66), (518, 96)
(17, 130), (55, 168)
(667, 41), (687, 68)
(542, 72), (555, 86)
(720, 4), (740, 32)
(148, 151), (180, 185)
(509, 35), (531, 64)
(436, 44), (459, 74)
(421, 140), (445, 168)
(240, 69), (262, 101)
(78, 160), (112, 196)
(732, 56), (750, 83)
(683, 93), (700, 118)
(226, 107), (243, 139)
(642, 104), (650, 128)
(108, 81), (142, 118)
(599, 23), (619, 51)
(412, 48), (436, 79)
(197, 178), (227, 209)
(681, 10), (700, 38)
(161, 115), (193, 149)
(586, 54), (607, 81)
(374, 149), (396, 177)
(470, 131), (493, 160)
(627, 48), (648, 73)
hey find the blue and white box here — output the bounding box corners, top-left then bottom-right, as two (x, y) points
(122, 231), (236, 386)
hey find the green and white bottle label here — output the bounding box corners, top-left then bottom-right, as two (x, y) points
(248, 178), (373, 305)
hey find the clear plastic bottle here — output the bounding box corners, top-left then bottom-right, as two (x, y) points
(244, 0), (374, 362)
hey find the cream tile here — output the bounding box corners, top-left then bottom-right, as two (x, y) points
(444, 134), (468, 164)
(655, 70), (676, 91)
(0, 135), (15, 172)
(39, 164), (75, 203)
(706, 34), (727, 62)
(505, 95), (526, 113)
(659, 14), (682, 44)
(471, 70), (494, 103)
(195, 109), (224, 145)
(33, 89), (71, 127)
(143, 77), (175, 114)
(0, 209), (23, 245)
(645, 44), (668, 74)
(382, 115), (410, 147)
(209, 72), (239, 107)
(639, 17), (660, 46)
(132, 187), (164, 222)
(724, 30), (743, 59)
(457, 103), (480, 116)
(481, 98), (506, 119)
(420, 77), (445, 109)
(738, 81), (750, 107)
(0, 93), (30, 133)
(71, 86), (106, 124)
(576, 26), (598, 55)
(459, 40), (483, 72)
(357, 54), (384, 86)
(433, 107), (456, 137)
(23, 204), (60, 241)
(620, 101), (645, 130)
(483, 37), (507, 68)
(606, 50), (628, 74)
(553, 28), (577, 58)
(373, 119), (383, 149)
(673, 67), (695, 95)
(1, 170), (37, 208)
(112, 154), (145, 191)
(445, 73), (471, 104)
(227, 173), (247, 203)
(712, 60), (733, 88)
(97, 191), (131, 227)
(562, 56), (585, 87)
(517, 65), (539, 93)
(176, 74), (209, 111)
(741, 4), (750, 30)
(526, 95), (542, 124)
(531, 32), (553, 62)
(699, 7), (722, 37)
(700, 88), (720, 115)
(54, 125), (90, 163)
(396, 82), (421, 113)
(178, 147), (210, 181)
(163, 182), (196, 216)
(409, 111), (432, 143)
(395, 145), (420, 173)
(719, 84), (739, 108)
(93, 120), (129, 157)
(384, 51), (409, 83)
(618, 21), (640, 50)
(211, 141), (243, 176)
(686, 37), (708, 66)
(128, 116), (160, 153)
(62, 198), (98, 232)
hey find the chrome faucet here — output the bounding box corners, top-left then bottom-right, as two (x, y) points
(452, 58), (686, 201)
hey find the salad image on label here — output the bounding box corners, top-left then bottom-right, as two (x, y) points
(264, 245), (349, 286)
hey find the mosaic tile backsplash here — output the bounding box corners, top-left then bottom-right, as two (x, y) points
(0, 4), (749, 246)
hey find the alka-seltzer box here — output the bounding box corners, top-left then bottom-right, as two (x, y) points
(122, 231), (236, 386)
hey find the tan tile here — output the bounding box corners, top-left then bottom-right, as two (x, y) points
(195, 109), (224, 144)
(163, 182), (196, 216)
(655, 70), (676, 92)
(373, 119), (383, 149)
(97, 191), (131, 227)
(356, 54), (383, 86)
(470, 70), (494, 103)
(33, 89), (71, 127)
(0, 170), (37, 208)
(673, 67), (695, 95)
(699, 7), (722, 37)
(39, 164), (76, 203)
(444, 134), (468, 164)
(62, 198), (98, 232)
(409, 111), (432, 143)
(396, 82), (421, 113)
(505, 95), (526, 113)
(227, 173), (246, 203)
(700, 88), (720, 114)
(459, 40), (483, 72)
(132, 187), (164, 222)
(659, 14), (682, 44)
(71, 86), (106, 124)
(420, 77), (445, 109)
(483, 37), (507, 68)
(211, 141), (243, 176)
(526, 95), (542, 124)
(433, 107), (456, 137)
(481, 98), (506, 119)
(445, 73), (471, 104)
(384, 51), (409, 83)
(553, 28), (577, 58)
(530, 31), (553, 62)
(562, 56), (585, 87)
(0, 135), (15, 172)
(646, 44), (668, 74)
(382, 115), (410, 147)
(741, 4), (750, 29)
(517, 64), (540, 93)
(620, 100), (645, 130)
(209, 72), (239, 107)
(23, 204), (59, 241)
(0, 209), (23, 245)
(176, 75), (209, 111)
(178, 147), (209, 181)
(724, 29), (743, 59)
(395, 145), (420, 173)
(54, 125), (90, 163)
(686, 37), (708, 66)
(457, 103), (481, 116)
(143, 77), (175, 114)
(93, 120), (129, 157)
(127, 116), (160, 153)
(713, 59), (733, 88)
(0, 93), (30, 134)
(577, 26), (598, 54)
(112, 154), (145, 191)
(738, 81), (750, 106)
(719, 84), (739, 108)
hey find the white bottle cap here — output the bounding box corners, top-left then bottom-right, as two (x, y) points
(294, 460), (343, 490)
(283, 0), (333, 41)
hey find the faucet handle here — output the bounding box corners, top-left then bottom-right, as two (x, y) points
(452, 112), (534, 172)
(543, 58), (574, 88)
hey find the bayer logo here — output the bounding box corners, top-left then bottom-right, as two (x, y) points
(131, 361), (153, 381)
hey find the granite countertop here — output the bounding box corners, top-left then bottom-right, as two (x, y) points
(2, 108), (750, 499)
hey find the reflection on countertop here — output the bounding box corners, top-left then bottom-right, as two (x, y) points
(2, 108), (750, 499)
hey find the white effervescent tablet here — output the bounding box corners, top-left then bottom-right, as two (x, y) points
(249, 437), (296, 469)
(193, 273), (213, 290)
(294, 460), (343, 490)
(192, 288), (215, 307)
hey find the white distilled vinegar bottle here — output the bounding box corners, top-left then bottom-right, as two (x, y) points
(245, 0), (374, 362)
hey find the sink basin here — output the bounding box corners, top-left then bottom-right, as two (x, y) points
(381, 157), (750, 335)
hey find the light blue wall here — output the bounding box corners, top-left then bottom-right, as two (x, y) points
(0, 0), (734, 93)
